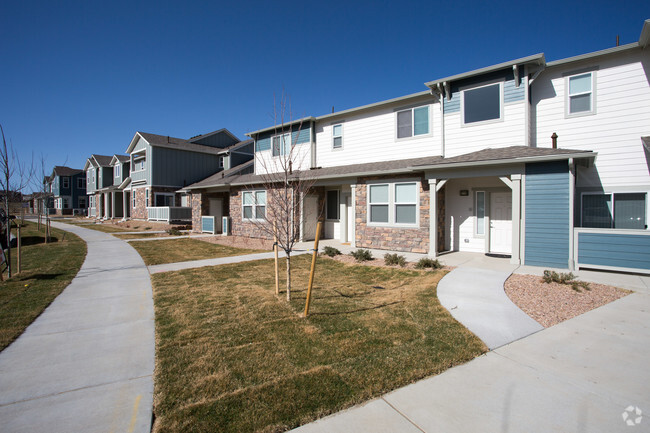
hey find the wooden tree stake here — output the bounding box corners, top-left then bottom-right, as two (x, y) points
(303, 221), (322, 317)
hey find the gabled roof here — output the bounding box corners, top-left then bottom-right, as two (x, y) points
(219, 138), (254, 154)
(188, 128), (239, 145)
(51, 166), (83, 177)
(182, 160), (255, 190)
(126, 131), (241, 156)
(92, 154), (113, 167)
(109, 154), (130, 165)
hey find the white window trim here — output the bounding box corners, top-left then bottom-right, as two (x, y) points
(580, 191), (647, 229)
(326, 189), (340, 221)
(271, 133), (293, 157)
(115, 165), (121, 178)
(565, 70), (597, 118)
(242, 190), (267, 221)
(366, 180), (420, 228)
(332, 123), (343, 150)
(218, 156), (224, 168)
(395, 105), (432, 141)
(460, 80), (504, 127)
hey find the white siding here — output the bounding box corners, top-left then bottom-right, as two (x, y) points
(255, 142), (311, 175)
(315, 100), (440, 168)
(533, 50), (650, 189)
(444, 101), (527, 157)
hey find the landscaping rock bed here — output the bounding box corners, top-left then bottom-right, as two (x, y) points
(505, 273), (630, 328)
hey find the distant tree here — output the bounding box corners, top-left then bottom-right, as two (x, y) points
(0, 124), (33, 278)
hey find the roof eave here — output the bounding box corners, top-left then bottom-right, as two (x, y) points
(546, 42), (640, 68)
(413, 152), (596, 171)
(425, 53), (546, 88)
(245, 117), (317, 137)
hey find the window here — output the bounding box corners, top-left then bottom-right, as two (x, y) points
(396, 106), (429, 139)
(219, 156), (224, 168)
(78, 197), (86, 208)
(133, 158), (145, 171)
(567, 72), (595, 115)
(368, 182), (418, 226)
(77, 178), (86, 189)
(272, 133), (292, 157)
(132, 192), (136, 209)
(155, 193), (174, 207)
(62, 177), (70, 189)
(242, 190), (266, 220)
(332, 124), (343, 149)
(115, 165), (121, 178)
(62, 198), (69, 209)
(326, 190), (339, 220)
(476, 191), (485, 235)
(582, 192), (646, 229)
(145, 189), (149, 207)
(462, 82), (502, 124)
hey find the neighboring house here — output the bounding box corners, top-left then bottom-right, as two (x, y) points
(125, 129), (253, 223)
(45, 166), (87, 215)
(186, 19), (650, 274)
(84, 154), (115, 219)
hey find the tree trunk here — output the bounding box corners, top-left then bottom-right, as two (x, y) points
(286, 253), (291, 301)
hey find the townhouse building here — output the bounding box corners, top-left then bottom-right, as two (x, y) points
(45, 166), (87, 215)
(186, 19), (650, 274)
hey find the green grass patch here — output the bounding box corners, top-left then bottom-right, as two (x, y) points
(0, 221), (86, 351)
(114, 233), (162, 240)
(130, 238), (263, 266)
(151, 255), (486, 433)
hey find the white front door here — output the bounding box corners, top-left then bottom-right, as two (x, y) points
(209, 199), (223, 233)
(303, 195), (319, 241)
(489, 192), (512, 255)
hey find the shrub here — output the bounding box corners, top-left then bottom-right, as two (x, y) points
(167, 228), (182, 236)
(384, 253), (406, 267)
(415, 257), (442, 269)
(322, 246), (342, 257)
(542, 270), (590, 292)
(350, 249), (373, 262)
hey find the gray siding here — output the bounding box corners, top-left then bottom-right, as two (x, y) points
(524, 161), (570, 268)
(151, 146), (220, 187)
(191, 131), (238, 148)
(133, 137), (147, 152)
(577, 232), (650, 271)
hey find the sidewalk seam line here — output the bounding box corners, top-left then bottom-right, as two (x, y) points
(380, 397), (427, 433)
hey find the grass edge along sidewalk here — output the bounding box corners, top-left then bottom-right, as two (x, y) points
(129, 237), (263, 266)
(0, 221), (86, 351)
(150, 255), (486, 433)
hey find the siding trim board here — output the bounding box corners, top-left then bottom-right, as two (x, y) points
(524, 161), (571, 268)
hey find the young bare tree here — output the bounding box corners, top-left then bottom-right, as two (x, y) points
(0, 124), (34, 278)
(246, 93), (321, 301)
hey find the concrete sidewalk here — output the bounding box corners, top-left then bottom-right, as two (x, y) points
(292, 291), (650, 432)
(148, 249), (310, 274)
(0, 221), (154, 433)
(437, 266), (544, 349)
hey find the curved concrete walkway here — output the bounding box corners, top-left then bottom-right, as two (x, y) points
(437, 265), (544, 349)
(0, 221), (154, 433)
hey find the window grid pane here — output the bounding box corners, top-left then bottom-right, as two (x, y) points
(413, 106), (429, 135)
(397, 110), (412, 138)
(582, 194), (612, 228)
(570, 94), (591, 113)
(370, 205), (389, 223)
(369, 185), (389, 203)
(395, 205), (416, 224)
(464, 83), (500, 124)
(395, 183), (416, 203)
(569, 74), (591, 94)
(614, 193), (646, 229)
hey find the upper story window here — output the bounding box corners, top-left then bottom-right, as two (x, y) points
(242, 190), (266, 220)
(581, 192), (646, 229)
(368, 181), (418, 226)
(396, 106), (429, 139)
(133, 158), (145, 171)
(62, 177), (70, 189)
(77, 178), (86, 189)
(567, 72), (595, 116)
(218, 156), (224, 168)
(332, 124), (343, 149)
(115, 165), (121, 178)
(272, 133), (292, 157)
(462, 82), (502, 125)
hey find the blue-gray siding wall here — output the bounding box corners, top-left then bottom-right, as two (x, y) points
(71, 173), (86, 207)
(191, 131), (238, 148)
(151, 147), (221, 187)
(255, 124), (312, 152)
(443, 67), (525, 113)
(524, 161), (570, 268)
(577, 232), (650, 271)
(99, 167), (113, 188)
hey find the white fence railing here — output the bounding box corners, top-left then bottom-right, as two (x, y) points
(147, 206), (192, 222)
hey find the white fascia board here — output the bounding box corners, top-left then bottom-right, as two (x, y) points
(414, 152), (596, 171)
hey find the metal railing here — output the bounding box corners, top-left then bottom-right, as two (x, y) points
(147, 206), (192, 222)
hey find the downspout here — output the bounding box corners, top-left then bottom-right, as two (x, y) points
(568, 157), (576, 270)
(310, 119), (316, 168)
(434, 82), (446, 158)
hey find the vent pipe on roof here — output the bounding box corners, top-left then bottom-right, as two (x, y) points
(616, 34), (620, 47)
(551, 132), (558, 149)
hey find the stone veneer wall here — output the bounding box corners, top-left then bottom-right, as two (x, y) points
(354, 175), (430, 253)
(131, 187), (148, 220)
(229, 187), (273, 240)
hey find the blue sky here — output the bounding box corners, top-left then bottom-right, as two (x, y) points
(1, 0), (648, 190)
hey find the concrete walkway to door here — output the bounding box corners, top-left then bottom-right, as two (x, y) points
(0, 220), (155, 433)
